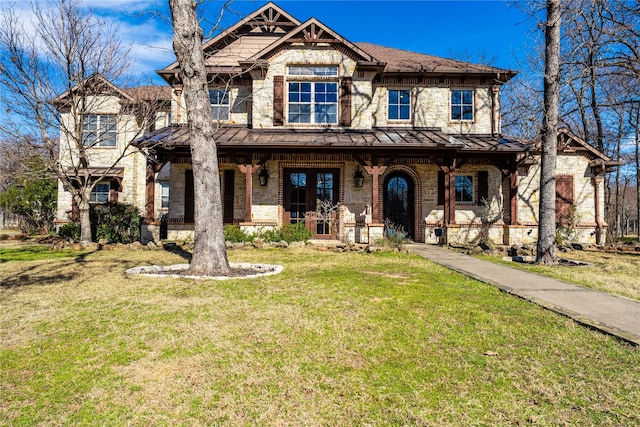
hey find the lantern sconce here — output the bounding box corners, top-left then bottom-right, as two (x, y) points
(354, 165), (365, 188)
(258, 165), (269, 186)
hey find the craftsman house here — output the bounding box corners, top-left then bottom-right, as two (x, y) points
(56, 2), (619, 246)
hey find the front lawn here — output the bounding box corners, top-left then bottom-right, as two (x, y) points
(477, 249), (640, 301)
(1, 248), (638, 425)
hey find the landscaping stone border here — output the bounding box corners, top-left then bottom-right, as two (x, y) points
(125, 262), (283, 280)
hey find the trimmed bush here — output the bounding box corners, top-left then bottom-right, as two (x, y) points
(90, 202), (142, 244)
(224, 225), (254, 243)
(224, 222), (312, 244)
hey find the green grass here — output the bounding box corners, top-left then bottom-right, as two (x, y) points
(1, 248), (639, 425)
(0, 245), (84, 263)
(476, 249), (640, 301)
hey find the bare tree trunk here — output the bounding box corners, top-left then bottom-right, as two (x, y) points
(79, 194), (92, 245)
(537, 0), (561, 265)
(169, 0), (230, 275)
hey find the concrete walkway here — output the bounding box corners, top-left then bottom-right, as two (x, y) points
(406, 244), (640, 346)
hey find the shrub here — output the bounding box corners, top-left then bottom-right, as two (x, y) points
(278, 222), (313, 243)
(228, 222), (313, 244)
(90, 202), (142, 244)
(224, 225), (253, 243)
(58, 223), (80, 241)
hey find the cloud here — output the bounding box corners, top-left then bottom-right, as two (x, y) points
(4, 0), (174, 83)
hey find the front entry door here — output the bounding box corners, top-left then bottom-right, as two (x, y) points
(284, 168), (339, 239)
(383, 172), (414, 239)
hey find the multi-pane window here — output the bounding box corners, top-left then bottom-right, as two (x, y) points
(209, 89), (229, 121)
(161, 182), (170, 209)
(89, 183), (110, 203)
(82, 115), (116, 147)
(451, 89), (474, 121)
(288, 82), (338, 124)
(287, 65), (338, 125)
(288, 66), (338, 76)
(388, 89), (411, 120)
(455, 175), (474, 203)
(289, 172), (307, 224)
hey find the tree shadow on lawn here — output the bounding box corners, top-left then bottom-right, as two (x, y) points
(0, 245), (196, 292)
(0, 251), (95, 290)
(161, 243), (193, 262)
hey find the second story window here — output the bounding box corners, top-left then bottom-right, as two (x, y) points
(388, 89), (411, 121)
(287, 65), (338, 125)
(82, 114), (116, 147)
(451, 89), (474, 121)
(209, 89), (229, 121)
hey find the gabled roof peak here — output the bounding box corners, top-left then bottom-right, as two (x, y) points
(243, 16), (382, 64)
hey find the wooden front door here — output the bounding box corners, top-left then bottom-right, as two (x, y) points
(284, 168), (339, 238)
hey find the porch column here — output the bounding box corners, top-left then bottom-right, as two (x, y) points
(145, 161), (163, 224)
(592, 175), (604, 245)
(363, 165), (387, 223)
(237, 164), (260, 222)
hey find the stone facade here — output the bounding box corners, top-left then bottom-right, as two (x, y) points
(58, 3), (618, 247)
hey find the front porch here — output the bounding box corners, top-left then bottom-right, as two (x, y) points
(137, 126), (612, 247)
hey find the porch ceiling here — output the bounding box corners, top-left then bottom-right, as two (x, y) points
(135, 124), (530, 154)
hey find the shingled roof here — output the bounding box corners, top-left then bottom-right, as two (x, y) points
(355, 42), (516, 76)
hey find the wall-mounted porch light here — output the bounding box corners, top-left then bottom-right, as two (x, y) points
(259, 165), (269, 186)
(354, 165), (365, 188)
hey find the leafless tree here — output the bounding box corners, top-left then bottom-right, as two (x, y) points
(536, 0), (561, 265)
(511, 1), (640, 243)
(168, 0), (230, 275)
(0, 0), (161, 244)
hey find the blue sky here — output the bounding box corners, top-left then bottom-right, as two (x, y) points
(11, 1), (543, 84)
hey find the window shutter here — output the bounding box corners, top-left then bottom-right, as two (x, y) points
(437, 170), (444, 205)
(273, 76), (284, 126)
(340, 77), (352, 126)
(185, 169), (194, 223)
(109, 186), (118, 203)
(223, 170), (234, 224)
(477, 171), (488, 205)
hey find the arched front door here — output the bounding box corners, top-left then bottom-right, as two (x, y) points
(383, 172), (414, 239)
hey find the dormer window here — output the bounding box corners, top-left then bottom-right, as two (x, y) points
(287, 66), (338, 125)
(209, 89), (229, 121)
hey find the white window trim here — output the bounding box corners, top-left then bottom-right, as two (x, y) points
(160, 182), (170, 209)
(287, 81), (339, 125)
(82, 114), (117, 148)
(209, 89), (230, 122)
(287, 65), (338, 77)
(387, 88), (412, 122)
(450, 89), (475, 122)
(89, 182), (110, 204)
